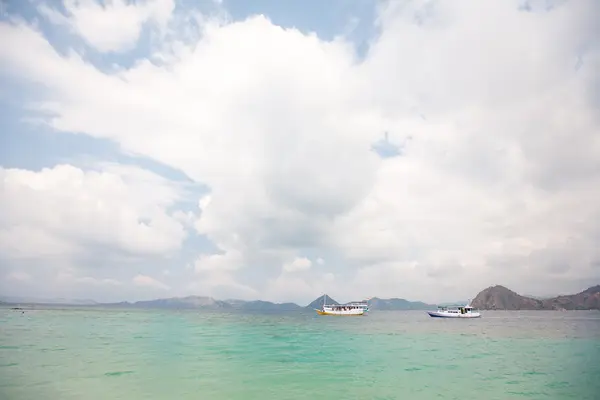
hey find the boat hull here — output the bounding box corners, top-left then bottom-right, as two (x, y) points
(427, 311), (481, 318)
(315, 309), (365, 316)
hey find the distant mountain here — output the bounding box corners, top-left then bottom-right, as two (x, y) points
(6, 287), (596, 311)
(368, 297), (435, 310)
(304, 295), (434, 310)
(117, 296), (232, 309)
(100, 297), (302, 311)
(102, 301), (132, 308)
(306, 294), (339, 309)
(0, 296), (97, 305)
(541, 285), (600, 310)
(223, 299), (247, 307)
(471, 285), (542, 310)
(229, 300), (302, 311)
(523, 294), (557, 300)
(471, 285), (600, 310)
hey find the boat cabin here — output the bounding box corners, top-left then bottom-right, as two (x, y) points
(437, 305), (479, 314)
(326, 304), (367, 311)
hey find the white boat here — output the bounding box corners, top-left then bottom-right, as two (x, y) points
(315, 295), (369, 316)
(426, 304), (481, 318)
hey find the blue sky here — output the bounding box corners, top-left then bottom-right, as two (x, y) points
(0, 0), (599, 304)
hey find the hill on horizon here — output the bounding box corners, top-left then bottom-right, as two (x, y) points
(306, 294), (339, 310)
(0, 295), (98, 305)
(1, 293), (435, 311)
(368, 297), (435, 310)
(471, 284), (600, 310)
(4, 285), (597, 311)
(131, 296), (231, 309)
(235, 300), (302, 311)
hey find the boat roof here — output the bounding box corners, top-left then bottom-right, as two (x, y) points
(437, 304), (474, 308)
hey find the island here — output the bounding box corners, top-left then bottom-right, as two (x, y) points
(470, 284), (600, 310)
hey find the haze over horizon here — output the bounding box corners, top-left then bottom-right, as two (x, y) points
(2, 283), (597, 307)
(0, 291), (448, 306)
(1, 0), (599, 305)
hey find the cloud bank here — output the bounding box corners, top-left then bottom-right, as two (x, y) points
(0, 0), (599, 304)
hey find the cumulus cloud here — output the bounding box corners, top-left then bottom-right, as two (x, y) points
(38, 0), (175, 53)
(0, 0), (599, 302)
(0, 164), (187, 261)
(6, 271), (32, 282)
(133, 274), (170, 290)
(264, 266), (336, 305)
(58, 269), (122, 286)
(283, 257), (312, 273)
(189, 250), (259, 300)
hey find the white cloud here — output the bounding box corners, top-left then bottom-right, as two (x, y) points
(58, 269), (122, 286)
(194, 251), (239, 272)
(0, 0), (599, 302)
(133, 274), (170, 290)
(283, 257), (312, 272)
(188, 267), (258, 300)
(6, 271), (32, 281)
(190, 250), (260, 300)
(263, 267), (337, 305)
(0, 164), (186, 260)
(0, 225), (79, 259)
(172, 210), (197, 229)
(261, 257), (334, 304)
(39, 0), (176, 53)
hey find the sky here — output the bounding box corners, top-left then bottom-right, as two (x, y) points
(0, 0), (599, 305)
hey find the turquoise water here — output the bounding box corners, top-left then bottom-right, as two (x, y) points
(1, 308), (599, 399)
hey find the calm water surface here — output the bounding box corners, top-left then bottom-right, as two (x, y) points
(1, 308), (599, 399)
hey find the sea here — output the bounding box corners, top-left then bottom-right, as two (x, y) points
(1, 307), (599, 400)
